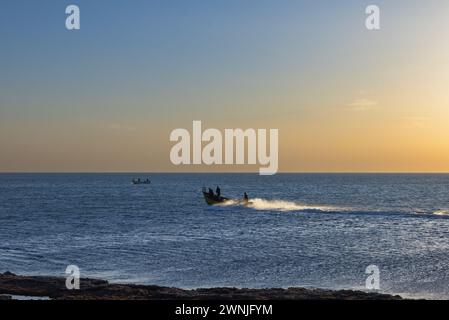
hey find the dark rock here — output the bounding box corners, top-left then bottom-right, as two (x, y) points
(0, 272), (403, 300)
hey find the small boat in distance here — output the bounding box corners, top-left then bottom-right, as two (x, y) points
(202, 187), (252, 206)
(132, 178), (151, 185)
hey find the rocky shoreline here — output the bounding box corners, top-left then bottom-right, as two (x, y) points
(0, 272), (402, 300)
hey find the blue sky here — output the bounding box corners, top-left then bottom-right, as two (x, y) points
(1, 0), (376, 121)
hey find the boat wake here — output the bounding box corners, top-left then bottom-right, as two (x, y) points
(433, 209), (449, 216)
(215, 198), (449, 218)
(247, 198), (341, 212)
(217, 198), (341, 212)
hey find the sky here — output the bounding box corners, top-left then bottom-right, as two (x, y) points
(0, 0), (448, 172)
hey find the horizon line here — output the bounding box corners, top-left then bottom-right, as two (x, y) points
(1, 171), (449, 174)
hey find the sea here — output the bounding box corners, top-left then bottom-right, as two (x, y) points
(1, 173), (449, 299)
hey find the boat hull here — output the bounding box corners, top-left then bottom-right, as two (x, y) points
(202, 192), (229, 205)
(132, 180), (151, 185)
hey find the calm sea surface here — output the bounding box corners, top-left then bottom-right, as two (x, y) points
(1, 173), (449, 299)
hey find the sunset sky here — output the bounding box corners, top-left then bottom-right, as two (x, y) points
(1, 0), (449, 172)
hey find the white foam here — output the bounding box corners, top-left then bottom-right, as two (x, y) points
(246, 198), (339, 212)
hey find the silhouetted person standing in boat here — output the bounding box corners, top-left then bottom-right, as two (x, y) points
(216, 186), (221, 197)
(208, 188), (214, 197)
(243, 192), (248, 201)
